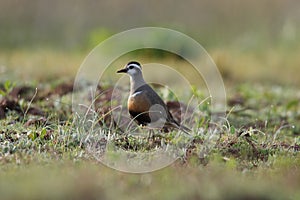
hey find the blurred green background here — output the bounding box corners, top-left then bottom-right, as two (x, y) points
(0, 0), (299, 84)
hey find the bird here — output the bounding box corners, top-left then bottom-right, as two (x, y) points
(116, 61), (191, 135)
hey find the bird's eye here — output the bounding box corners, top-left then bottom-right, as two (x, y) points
(128, 66), (134, 69)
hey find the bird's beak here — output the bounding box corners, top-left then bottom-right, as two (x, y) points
(117, 68), (128, 73)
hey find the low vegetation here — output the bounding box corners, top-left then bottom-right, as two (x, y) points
(0, 76), (299, 199)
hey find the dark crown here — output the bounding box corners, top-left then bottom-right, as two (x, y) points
(127, 61), (142, 69)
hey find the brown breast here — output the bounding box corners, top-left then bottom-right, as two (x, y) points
(127, 91), (152, 125)
(128, 91), (151, 113)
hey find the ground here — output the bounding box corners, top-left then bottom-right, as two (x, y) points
(0, 54), (299, 199)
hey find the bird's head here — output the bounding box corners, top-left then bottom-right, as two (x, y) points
(117, 61), (142, 76)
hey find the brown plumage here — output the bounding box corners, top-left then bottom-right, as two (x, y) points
(117, 61), (191, 134)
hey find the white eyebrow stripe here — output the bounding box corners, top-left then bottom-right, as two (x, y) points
(127, 63), (141, 70)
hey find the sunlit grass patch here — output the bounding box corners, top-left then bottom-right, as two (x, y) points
(0, 48), (300, 198)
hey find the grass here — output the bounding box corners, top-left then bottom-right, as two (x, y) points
(0, 73), (299, 199)
(1, 158), (299, 200)
(0, 44), (299, 199)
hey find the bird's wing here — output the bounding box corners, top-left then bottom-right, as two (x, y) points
(132, 85), (191, 131)
(139, 85), (178, 123)
(143, 85), (191, 133)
